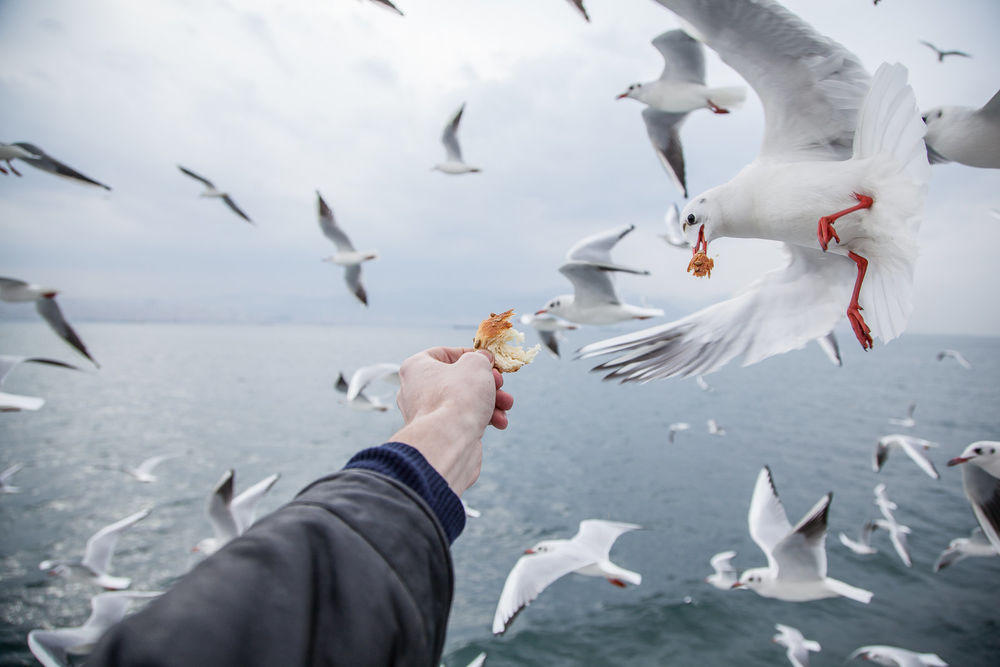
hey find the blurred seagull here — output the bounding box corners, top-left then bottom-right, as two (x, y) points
(733, 466), (873, 603)
(873, 434), (940, 479)
(919, 39), (971, 62)
(705, 549), (737, 589)
(695, 374), (712, 392)
(772, 623), (821, 667)
(0, 355), (83, 412)
(922, 89), (999, 168)
(39, 508), (150, 589)
(848, 645), (948, 666)
(668, 421), (690, 443)
(0, 277), (99, 367)
(580, 2), (928, 381)
(936, 348), (972, 369)
(345, 362), (400, 403)
(364, 0), (403, 16)
(659, 203), (689, 248)
(0, 462), (24, 493)
(838, 520), (879, 556)
(317, 191), (377, 307)
(28, 591), (162, 667)
(195, 469), (281, 556)
(707, 418), (726, 436)
(121, 455), (176, 483)
(0, 142), (39, 176)
(519, 312), (578, 358)
(4, 142), (111, 189)
(492, 519), (642, 635)
(933, 527), (998, 572)
(334, 372), (390, 412)
(178, 165), (253, 224)
(537, 224), (663, 325)
(565, 0), (589, 22)
(432, 103), (480, 174)
(888, 401), (917, 428)
(947, 441), (1000, 552)
(873, 516), (913, 568)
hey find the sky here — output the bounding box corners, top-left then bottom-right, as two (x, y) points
(0, 0), (998, 336)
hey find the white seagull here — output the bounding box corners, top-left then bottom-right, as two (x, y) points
(0, 355), (83, 412)
(195, 469), (281, 556)
(733, 466), (873, 603)
(178, 165), (253, 224)
(888, 402), (917, 428)
(3, 142), (111, 189)
(536, 224), (663, 325)
(933, 527), (998, 572)
(431, 103), (480, 175)
(668, 421), (690, 444)
(28, 591), (162, 667)
(705, 549), (737, 589)
(39, 508), (150, 589)
(772, 623), (821, 667)
(121, 455), (176, 483)
(922, 89), (999, 168)
(946, 441), (1000, 552)
(0, 277), (100, 367)
(492, 519), (642, 635)
(317, 191), (377, 307)
(344, 362), (400, 405)
(659, 203), (689, 248)
(848, 645), (948, 666)
(519, 312), (578, 358)
(334, 372), (390, 412)
(936, 348), (971, 369)
(707, 418), (726, 436)
(0, 462), (24, 493)
(873, 517), (912, 568)
(838, 520), (879, 556)
(873, 434), (940, 479)
(579, 1), (928, 382)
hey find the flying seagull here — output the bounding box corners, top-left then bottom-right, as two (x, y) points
(772, 623), (821, 667)
(432, 103), (481, 174)
(936, 348), (972, 369)
(848, 645), (947, 666)
(316, 192), (376, 307)
(194, 469), (281, 556)
(39, 508), (151, 589)
(873, 434), (940, 479)
(933, 527), (998, 572)
(519, 312), (578, 358)
(0, 277), (99, 367)
(0, 142), (40, 176)
(178, 165), (253, 224)
(705, 549), (737, 589)
(0, 463), (24, 493)
(919, 40), (972, 62)
(4, 142), (111, 189)
(947, 441), (1000, 552)
(0, 355), (84, 412)
(921, 89), (999, 168)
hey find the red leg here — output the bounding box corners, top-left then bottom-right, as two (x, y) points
(707, 100), (730, 114)
(0, 165), (8, 175)
(8, 161), (21, 177)
(846, 251), (873, 350)
(817, 193), (874, 251)
(607, 578), (627, 588)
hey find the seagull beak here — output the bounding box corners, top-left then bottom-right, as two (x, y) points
(947, 456), (970, 466)
(524, 548), (536, 555)
(730, 582), (743, 589)
(615, 92), (628, 100)
(534, 309), (548, 315)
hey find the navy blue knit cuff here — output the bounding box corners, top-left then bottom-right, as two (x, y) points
(343, 442), (466, 544)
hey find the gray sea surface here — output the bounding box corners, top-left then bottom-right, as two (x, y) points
(1, 322), (998, 666)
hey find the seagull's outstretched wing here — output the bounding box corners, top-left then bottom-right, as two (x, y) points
(651, 29), (706, 85)
(316, 192), (356, 252)
(747, 466), (793, 571)
(35, 296), (99, 367)
(441, 104), (466, 162)
(13, 142), (111, 190)
(641, 108), (689, 197)
(222, 195), (253, 224)
(177, 165), (215, 189)
(81, 508), (151, 576)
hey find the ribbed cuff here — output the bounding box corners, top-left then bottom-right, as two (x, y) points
(343, 442), (466, 544)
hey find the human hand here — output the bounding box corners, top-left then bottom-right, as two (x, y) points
(390, 346), (514, 495)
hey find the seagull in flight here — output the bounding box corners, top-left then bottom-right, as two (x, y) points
(317, 191), (376, 307)
(0, 277), (100, 367)
(873, 434), (940, 479)
(947, 441), (1000, 552)
(705, 549), (737, 589)
(922, 89), (1000, 169)
(936, 348), (972, 369)
(933, 527), (998, 572)
(772, 623), (821, 667)
(0, 355), (83, 412)
(848, 645), (947, 666)
(195, 469), (281, 556)
(0, 142), (39, 176)
(2, 142), (111, 189)
(178, 166), (253, 224)
(39, 508), (151, 589)
(888, 401), (917, 428)
(919, 40), (972, 62)
(0, 463), (24, 493)
(432, 103), (480, 174)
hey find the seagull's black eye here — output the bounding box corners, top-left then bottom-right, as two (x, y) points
(687, 214), (696, 224)
(975, 447), (983, 455)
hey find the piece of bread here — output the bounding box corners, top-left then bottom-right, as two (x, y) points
(473, 309), (540, 373)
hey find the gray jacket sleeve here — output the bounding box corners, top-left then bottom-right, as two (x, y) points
(88, 469), (455, 667)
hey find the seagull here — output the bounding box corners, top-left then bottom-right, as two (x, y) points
(364, 0), (403, 15)
(772, 623), (821, 667)
(0, 277), (100, 367)
(936, 348), (972, 369)
(579, 1), (928, 382)
(317, 191), (377, 307)
(873, 483), (898, 519)
(4, 142), (111, 189)
(873, 434), (940, 479)
(617, 30), (746, 197)
(659, 203), (689, 248)
(838, 520), (879, 555)
(847, 645), (948, 666)
(922, 89), (999, 168)
(431, 103), (480, 175)
(536, 224), (663, 325)
(461, 500), (482, 519)
(947, 441), (1000, 552)
(177, 165), (253, 224)
(0, 355), (83, 412)
(492, 519), (642, 635)
(815, 330), (842, 367)
(933, 527), (998, 572)
(919, 39), (972, 62)
(39, 508), (150, 589)
(888, 402), (917, 428)
(120, 455), (176, 483)
(565, 0), (589, 22)
(668, 421), (690, 444)
(0, 142), (40, 176)
(194, 469), (281, 556)
(345, 362), (400, 403)
(695, 374), (712, 392)
(733, 466), (873, 603)
(707, 418), (726, 436)
(705, 549), (737, 589)
(28, 591), (162, 667)
(519, 312), (578, 358)
(334, 372), (390, 412)
(0, 462), (24, 493)
(873, 517), (912, 568)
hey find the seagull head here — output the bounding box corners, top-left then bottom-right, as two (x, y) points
(615, 83), (642, 100)
(733, 567), (767, 591)
(679, 195), (722, 245)
(948, 441), (999, 467)
(536, 296), (571, 318)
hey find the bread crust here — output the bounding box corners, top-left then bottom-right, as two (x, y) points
(473, 309), (539, 373)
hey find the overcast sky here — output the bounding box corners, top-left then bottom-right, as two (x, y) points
(1, 0), (998, 336)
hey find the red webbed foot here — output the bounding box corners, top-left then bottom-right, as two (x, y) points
(707, 100), (730, 114)
(847, 303), (873, 350)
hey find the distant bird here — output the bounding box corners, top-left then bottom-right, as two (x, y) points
(659, 203), (689, 248)
(364, 0), (403, 15)
(334, 372), (390, 412)
(733, 466), (873, 603)
(947, 441), (1000, 552)
(838, 520), (880, 555)
(195, 469), (280, 556)
(815, 330), (842, 366)
(28, 591), (162, 667)
(0, 355), (83, 412)
(705, 549), (737, 589)
(922, 89), (999, 168)
(120, 455), (176, 483)
(772, 623), (821, 667)
(873, 517), (912, 568)
(432, 103), (480, 174)
(695, 375), (712, 392)
(519, 312), (578, 358)
(933, 527), (998, 572)
(565, 0), (589, 22)
(39, 508), (150, 589)
(0, 462), (24, 493)
(0, 277), (100, 367)
(3, 142), (111, 189)
(707, 418), (726, 436)
(492, 519), (642, 635)
(0, 142), (39, 176)
(936, 348), (972, 369)
(919, 39), (971, 62)
(461, 500), (481, 519)
(536, 224), (663, 325)
(847, 645), (948, 666)
(888, 402), (917, 428)
(873, 482), (898, 519)
(177, 165), (253, 224)
(668, 421), (690, 443)
(873, 434), (940, 479)
(316, 191), (377, 307)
